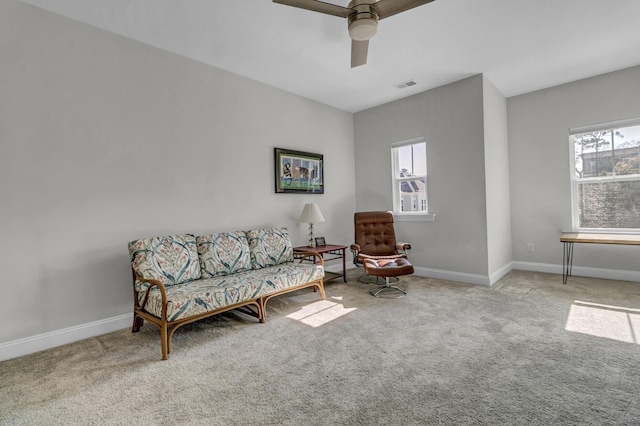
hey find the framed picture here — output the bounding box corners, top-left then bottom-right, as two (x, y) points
(315, 237), (326, 247)
(274, 148), (324, 194)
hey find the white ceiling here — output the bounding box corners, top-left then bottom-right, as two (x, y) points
(20, 0), (640, 113)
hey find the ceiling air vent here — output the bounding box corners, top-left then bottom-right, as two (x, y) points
(394, 80), (417, 89)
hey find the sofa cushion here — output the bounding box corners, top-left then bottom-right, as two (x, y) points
(128, 234), (201, 286)
(135, 262), (324, 321)
(197, 231), (252, 278)
(246, 227), (293, 269)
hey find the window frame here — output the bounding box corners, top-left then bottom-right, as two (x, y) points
(391, 137), (435, 222)
(569, 118), (640, 234)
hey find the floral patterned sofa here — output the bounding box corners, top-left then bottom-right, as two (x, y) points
(128, 227), (325, 360)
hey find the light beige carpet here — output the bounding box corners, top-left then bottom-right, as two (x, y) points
(1, 270), (639, 425)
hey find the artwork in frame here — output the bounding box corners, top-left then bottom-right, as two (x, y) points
(274, 148), (324, 194)
(315, 237), (326, 247)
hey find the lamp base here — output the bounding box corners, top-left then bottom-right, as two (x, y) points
(307, 223), (316, 248)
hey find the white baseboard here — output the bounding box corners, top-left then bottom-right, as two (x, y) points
(413, 261), (640, 286)
(413, 266), (492, 286)
(510, 261), (561, 275)
(513, 261), (640, 282)
(489, 262), (513, 285)
(0, 313), (132, 362)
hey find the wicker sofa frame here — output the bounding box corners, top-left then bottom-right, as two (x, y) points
(129, 229), (325, 360)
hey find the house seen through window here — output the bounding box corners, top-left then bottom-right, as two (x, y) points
(392, 138), (428, 216)
(571, 120), (640, 231)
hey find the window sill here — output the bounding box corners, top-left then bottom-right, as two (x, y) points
(571, 229), (640, 235)
(395, 213), (436, 222)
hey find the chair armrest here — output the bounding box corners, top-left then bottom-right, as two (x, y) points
(350, 243), (362, 266)
(132, 270), (168, 316)
(397, 242), (411, 258)
(397, 242), (411, 251)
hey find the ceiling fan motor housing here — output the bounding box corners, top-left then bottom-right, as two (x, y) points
(348, 2), (379, 41)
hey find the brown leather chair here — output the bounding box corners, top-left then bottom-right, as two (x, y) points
(350, 211), (414, 297)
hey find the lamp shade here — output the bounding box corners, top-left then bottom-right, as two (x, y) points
(299, 203), (325, 224)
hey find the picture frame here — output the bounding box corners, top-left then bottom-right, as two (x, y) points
(315, 237), (326, 247)
(274, 148), (324, 194)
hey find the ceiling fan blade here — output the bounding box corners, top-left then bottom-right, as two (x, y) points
(351, 39), (369, 68)
(272, 0), (352, 18)
(373, 0), (435, 20)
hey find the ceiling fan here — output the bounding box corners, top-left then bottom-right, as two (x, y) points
(273, 0), (435, 68)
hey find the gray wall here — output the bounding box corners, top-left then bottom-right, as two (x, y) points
(0, 1), (355, 344)
(354, 75), (491, 278)
(508, 65), (640, 273)
(482, 76), (512, 278)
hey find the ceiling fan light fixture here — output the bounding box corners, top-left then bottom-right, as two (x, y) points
(348, 18), (378, 41)
(273, 0), (437, 67)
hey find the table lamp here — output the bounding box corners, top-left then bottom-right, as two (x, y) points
(299, 203), (325, 247)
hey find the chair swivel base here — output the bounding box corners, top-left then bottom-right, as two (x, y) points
(369, 277), (406, 298)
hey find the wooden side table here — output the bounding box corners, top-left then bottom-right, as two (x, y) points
(560, 232), (640, 284)
(293, 244), (347, 283)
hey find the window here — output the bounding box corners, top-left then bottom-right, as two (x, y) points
(570, 119), (640, 232)
(391, 137), (434, 221)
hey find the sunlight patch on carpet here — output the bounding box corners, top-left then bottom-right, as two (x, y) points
(565, 300), (640, 344)
(286, 297), (356, 327)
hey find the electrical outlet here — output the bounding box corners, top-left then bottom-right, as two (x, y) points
(527, 243), (535, 252)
